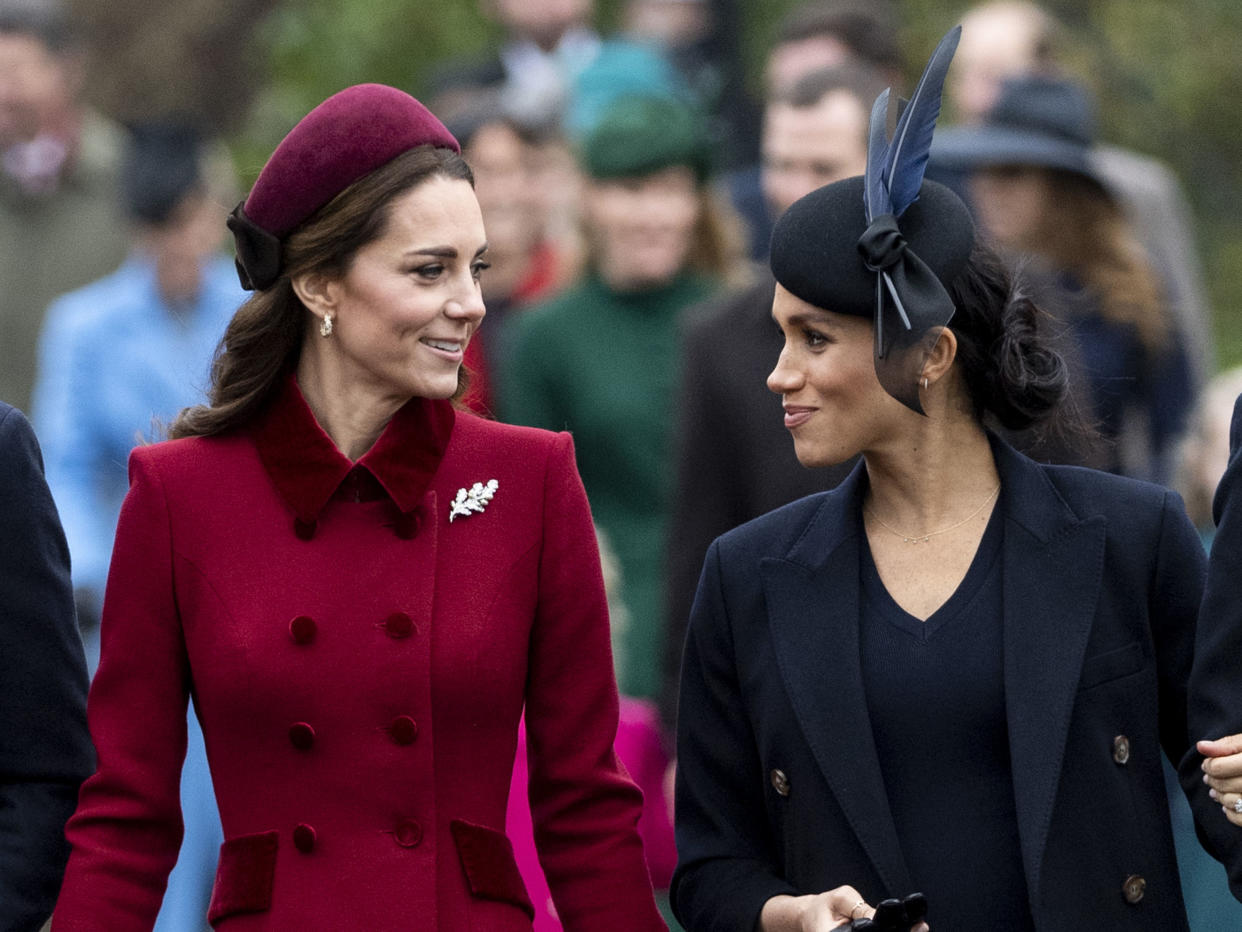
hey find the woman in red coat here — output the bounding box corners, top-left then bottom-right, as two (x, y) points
(52, 84), (666, 932)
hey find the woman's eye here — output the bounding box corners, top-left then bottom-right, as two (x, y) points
(413, 263), (444, 279)
(804, 328), (829, 348)
(471, 260), (491, 281)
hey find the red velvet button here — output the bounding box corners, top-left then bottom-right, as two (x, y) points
(394, 819), (422, 848)
(293, 823), (316, 853)
(388, 715), (418, 745)
(384, 612), (414, 639)
(393, 509), (421, 540)
(288, 722), (316, 750)
(293, 517), (317, 541)
(289, 615), (317, 644)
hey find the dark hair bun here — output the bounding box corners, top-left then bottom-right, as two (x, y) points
(988, 288), (1068, 430)
(947, 245), (1070, 432)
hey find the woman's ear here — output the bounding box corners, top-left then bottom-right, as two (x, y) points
(290, 272), (337, 324)
(921, 326), (959, 387)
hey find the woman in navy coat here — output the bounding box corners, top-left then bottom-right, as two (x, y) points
(672, 31), (1242, 932)
(52, 85), (665, 931)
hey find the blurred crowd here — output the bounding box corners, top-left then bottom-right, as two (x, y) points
(2, 0), (1238, 929)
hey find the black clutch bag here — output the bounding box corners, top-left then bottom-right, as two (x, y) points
(848, 892), (927, 931)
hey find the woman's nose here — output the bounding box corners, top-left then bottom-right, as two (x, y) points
(766, 346), (802, 394)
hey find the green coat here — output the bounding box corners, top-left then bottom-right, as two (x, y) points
(501, 271), (716, 699)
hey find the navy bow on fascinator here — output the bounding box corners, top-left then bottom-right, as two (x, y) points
(858, 26), (962, 413)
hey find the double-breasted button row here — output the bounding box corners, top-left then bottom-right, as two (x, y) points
(1113, 735), (1131, 766)
(288, 717), (419, 749)
(287, 612), (419, 643)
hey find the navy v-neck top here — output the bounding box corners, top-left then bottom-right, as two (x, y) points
(859, 506), (1036, 931)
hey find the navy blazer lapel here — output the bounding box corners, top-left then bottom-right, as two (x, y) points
(761, 465), (913, 895)
(994, 440), (1105, 900)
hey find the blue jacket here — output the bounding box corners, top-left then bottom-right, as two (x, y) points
(31, 253), (244, 602)
(673, 437), (1230, 931)
(0, 403), (92, 930)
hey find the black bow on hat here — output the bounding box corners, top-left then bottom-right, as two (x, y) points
(859, 26), (962, 414)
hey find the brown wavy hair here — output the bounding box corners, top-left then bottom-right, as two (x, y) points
(1021, 169), (1168, 353)
(170, 146), (474, 439)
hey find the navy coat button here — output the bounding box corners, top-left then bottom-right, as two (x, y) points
(293, 823), (316, 853)
(388, 716), (418, 745)
(293, 517), (317, 541)
(384, 612), (415, 639)
(394, 819), (422, 848)
(770, 769), (791, 797)
(289, 615), (317, 644)
(1113, 735), (1131, 765)
(289, 722), (316, 750)
(1123, 874), (1146, 904)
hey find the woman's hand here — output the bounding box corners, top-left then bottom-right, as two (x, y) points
(759, 887), (930, 931)
(1201, 734), (1242, 826)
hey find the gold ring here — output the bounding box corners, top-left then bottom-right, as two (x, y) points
(850, 898), (868, 918)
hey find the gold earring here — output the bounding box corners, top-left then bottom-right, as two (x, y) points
(320, 313), (334, 338)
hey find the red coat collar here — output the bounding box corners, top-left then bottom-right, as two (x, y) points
(252, 374), (456, 526)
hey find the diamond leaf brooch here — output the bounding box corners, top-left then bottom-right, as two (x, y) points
(449, 479), (499, 522)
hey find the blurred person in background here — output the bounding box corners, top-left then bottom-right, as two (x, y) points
(427, 0), (600, 131)
(660, 62), (886, 736)
(727, 0), (904, 260)
(449, 107), (573, 415)
(945, 0), (1213, 391)
(0, 0), (127, 414)
(0, 402), (91, 931)
(934, 75), (1195, 483)
(502, 92), (741, 926)
(503, 92), (743, 706)
(32, 121), (241, 932)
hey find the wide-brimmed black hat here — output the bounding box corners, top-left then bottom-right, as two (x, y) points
(931, 74), (1104, 186)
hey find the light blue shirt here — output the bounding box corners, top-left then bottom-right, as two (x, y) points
(32, 252), (244, 601)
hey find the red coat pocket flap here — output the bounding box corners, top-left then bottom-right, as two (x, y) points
(450, 819), (535, 919)
(207, 830), (278, 926)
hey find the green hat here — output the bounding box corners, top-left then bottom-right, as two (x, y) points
(579, 94), (710, 182)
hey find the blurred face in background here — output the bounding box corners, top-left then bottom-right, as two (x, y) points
(486, 0), (593, 50)
(950, 3), (1042, 123)
(584, 165), (700, 291)
(623, 0), (711, 48)
(465, 121), (545, 298)
(766, 35), (853, 95)
(762, 89), (869, 219)
(969, 164), (1050, 249)
(0, 32), (77, 146)
(141, 189), (224, 304)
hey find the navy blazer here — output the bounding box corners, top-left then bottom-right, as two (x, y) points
(1190, 394), (1242, 895)
(0, 403), (92, 931)
(673, 437), (1227, 931)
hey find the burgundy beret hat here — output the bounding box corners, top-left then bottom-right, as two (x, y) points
(228, 83), (460, 290)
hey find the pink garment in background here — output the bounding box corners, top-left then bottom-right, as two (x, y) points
(508, 697), (677, 929)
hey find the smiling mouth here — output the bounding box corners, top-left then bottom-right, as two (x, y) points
(421, 338), (464, 354)
(783, 406), (815, 429)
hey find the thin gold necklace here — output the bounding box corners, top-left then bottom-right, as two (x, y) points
(865, 483), (1001, 544)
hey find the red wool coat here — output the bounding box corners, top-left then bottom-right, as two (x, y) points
(53, 376), (666, 931)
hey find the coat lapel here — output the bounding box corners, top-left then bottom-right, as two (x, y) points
(995, 440), (1105, 900)
(761, 465), (913, 895)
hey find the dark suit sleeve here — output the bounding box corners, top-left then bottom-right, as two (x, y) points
(672, 541), (796, 931)
(661, 315), (747, 739)
(0, 405), (92, 931)
(1187, 394), (1242, 898)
